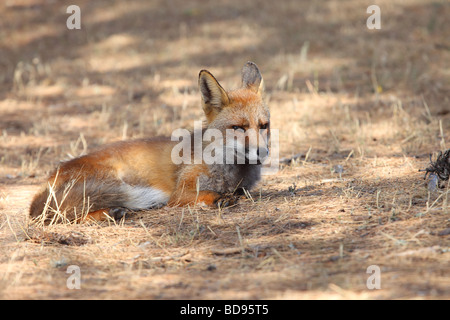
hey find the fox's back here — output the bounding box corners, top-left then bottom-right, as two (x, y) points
(53, 138), (178, 192)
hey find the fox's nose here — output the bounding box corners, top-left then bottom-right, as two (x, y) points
(245, 146), (269, 164)
(257, 147), (269, 160)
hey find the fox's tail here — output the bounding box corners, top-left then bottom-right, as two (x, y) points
(29, 177), (127, 224)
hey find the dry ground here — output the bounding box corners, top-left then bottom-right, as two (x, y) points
(0, 0), (449, 299)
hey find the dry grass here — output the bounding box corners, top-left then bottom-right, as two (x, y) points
(0, 0), (449, 299)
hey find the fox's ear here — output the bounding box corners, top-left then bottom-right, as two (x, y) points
(241, 61), (264, 95)
(199, 70), (230, 119)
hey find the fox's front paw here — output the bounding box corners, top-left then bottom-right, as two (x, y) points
(215, 194), (240, 208)
(110, 207), (129, 220)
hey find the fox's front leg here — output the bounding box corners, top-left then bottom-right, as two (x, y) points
(168, 189), (221, 207)
(168, 189), (239, 208)
(169, 168), (240, 208)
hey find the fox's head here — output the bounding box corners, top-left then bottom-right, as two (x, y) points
(198, 62), (270, 165)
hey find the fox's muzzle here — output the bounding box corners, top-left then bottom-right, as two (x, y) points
(245, 145), (269, 164)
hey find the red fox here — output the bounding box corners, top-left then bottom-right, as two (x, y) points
(29, 62), (270, 223)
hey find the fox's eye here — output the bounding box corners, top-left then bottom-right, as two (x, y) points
(232, 126), (245, 132)
(260, 123), (269, 130)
